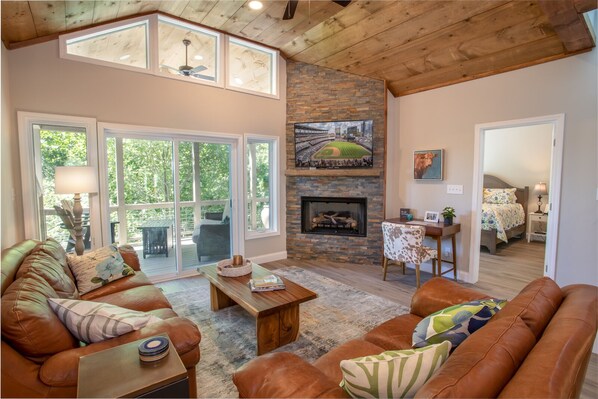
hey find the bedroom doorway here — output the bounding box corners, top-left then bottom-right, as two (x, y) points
(469, 114), (564, 284)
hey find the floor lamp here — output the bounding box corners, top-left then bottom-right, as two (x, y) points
(55, 166), (99, 255)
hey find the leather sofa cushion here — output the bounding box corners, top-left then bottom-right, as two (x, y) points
(1, 273), (78, 362)
(1, 239), (38, 296)
(80, 272), (153, 300)
(498, 284), (598, 399)
(85, 284), (172, 312)
(33, 238), (76, 282)
(415, 316), (536, 398)
(410, 278), (490, 318)
(491, 277), (562, 338)
(363, 313), (421, 350)
(313, 339), (386, 384)
(16, 251), (79, 299)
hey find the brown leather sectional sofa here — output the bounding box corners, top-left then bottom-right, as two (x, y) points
(1, 239), (201, 398)
(234, 277), (597, 398)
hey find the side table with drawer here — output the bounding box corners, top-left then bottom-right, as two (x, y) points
(527, 212), (548, 243)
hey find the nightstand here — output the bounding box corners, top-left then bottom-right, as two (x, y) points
(527, 213), (548, 243)
(77, 335), (189, 398)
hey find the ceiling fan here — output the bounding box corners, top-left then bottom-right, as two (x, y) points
(161, 39), (213, 80)
(283, 0), (351, 20)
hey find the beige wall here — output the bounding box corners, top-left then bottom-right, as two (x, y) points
(388, 48), (597, 287)
(1, 44), (25, 248)
(484, 124), (553, 213)
(3, 39), (287, 259)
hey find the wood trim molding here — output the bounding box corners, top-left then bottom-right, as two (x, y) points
(285, 168), (384, 177)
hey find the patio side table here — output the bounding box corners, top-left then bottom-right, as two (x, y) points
(138, 219), (172, 259)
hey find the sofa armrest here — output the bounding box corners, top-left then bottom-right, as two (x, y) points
(410, 277), (490, 318)
(233, 352), (348, 398)
(39, 317), (200, 387)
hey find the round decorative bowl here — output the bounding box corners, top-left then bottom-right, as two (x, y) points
(216, 258), (253, 277)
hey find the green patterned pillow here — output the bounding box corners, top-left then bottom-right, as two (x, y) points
(67, 244), (135, 295)
(340, 341), (451, 398)
(483, 188), (517, 204)
(412, 299), (507, 349)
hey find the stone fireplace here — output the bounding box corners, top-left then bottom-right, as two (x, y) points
(301, 196), (367, 237)
(285, 61), (386, 265)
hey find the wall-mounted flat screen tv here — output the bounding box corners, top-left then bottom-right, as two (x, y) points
(294, 119), (373, 168)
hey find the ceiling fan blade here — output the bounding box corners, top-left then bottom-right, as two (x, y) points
(282, 0), (298, 20)
(190, 73), (215, 81)
(160, 64), (183, 74)
(332, 0), (351, 6)
(189, 65), (207, 73)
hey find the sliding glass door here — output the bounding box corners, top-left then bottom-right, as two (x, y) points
(102, 127), (235, 279)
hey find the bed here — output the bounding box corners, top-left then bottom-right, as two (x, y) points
(480, 175), (528, 254)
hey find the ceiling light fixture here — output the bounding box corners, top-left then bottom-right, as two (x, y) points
(249, 1), (263, 10)
(119, 54), (131, 60)
(194, 54), (204, 61)
(233, 77), (244, 85)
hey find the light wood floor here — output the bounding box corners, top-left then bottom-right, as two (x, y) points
(157, 237), (597, 398)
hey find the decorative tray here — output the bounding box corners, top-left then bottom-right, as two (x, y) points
(216, 258), (253, 277)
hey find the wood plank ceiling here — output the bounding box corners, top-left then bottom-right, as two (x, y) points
(1, 0), (596, 96)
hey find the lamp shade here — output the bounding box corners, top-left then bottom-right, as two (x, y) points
(533, 182), (548, 196)
(55, 166), (99, 194)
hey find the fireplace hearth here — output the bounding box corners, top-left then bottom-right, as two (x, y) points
(301, 196), (367, 237)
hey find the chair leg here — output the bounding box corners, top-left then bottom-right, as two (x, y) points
(382, 257), (388, 281)
(401, 262), (406, 275)
(415, 264), (421, 288)
(432, 259), (437, 277)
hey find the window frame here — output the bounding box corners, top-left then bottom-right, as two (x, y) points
(226, 36), (279, 99)
(244, 134), (279, 239)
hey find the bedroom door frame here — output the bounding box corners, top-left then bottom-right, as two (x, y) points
(468, 114), (564, 283)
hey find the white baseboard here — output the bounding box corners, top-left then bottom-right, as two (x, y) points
(250, 251), (287, 265)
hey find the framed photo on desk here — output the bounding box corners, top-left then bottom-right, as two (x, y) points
(424, 211), (439, 223)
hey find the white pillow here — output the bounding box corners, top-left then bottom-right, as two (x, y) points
(47, 298), (161, 343)
(339, 341), (451, 398)
(67, 244), (135, 295)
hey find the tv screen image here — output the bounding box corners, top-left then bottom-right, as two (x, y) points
(294, 120), (373, 168)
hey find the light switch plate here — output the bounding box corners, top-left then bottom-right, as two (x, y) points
(447, 184), (463, 195)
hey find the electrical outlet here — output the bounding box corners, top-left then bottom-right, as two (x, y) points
(447, 184), (463, 195)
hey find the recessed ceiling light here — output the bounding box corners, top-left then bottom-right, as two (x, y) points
(119, 54), (131, 60)
(233, 77), (244, 85)
(194, 54), (204, 61)
(248, 1), (263, 10)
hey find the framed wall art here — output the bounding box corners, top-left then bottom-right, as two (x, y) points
(414, 149), (444, 180)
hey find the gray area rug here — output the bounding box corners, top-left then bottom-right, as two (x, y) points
(165, 266), (410, 398)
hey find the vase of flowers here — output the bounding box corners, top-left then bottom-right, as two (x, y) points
(442, 206), (455, 225)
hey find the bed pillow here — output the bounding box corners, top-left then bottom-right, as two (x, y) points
(412, 298), (507, 349)
(340, 341), (451, 398)
(47, 298), (161, 343)
(67, 244), (135, 295)
(483, 188), (517, 204)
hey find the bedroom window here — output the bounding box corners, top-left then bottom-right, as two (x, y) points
(245, 135), (279, 238)
(227, 38), (278, 98)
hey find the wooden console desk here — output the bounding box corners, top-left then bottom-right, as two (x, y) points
(385, 218), (461, 281)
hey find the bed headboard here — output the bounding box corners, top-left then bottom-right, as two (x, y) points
(483, 175), (529, 216)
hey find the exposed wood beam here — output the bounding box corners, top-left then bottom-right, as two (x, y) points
(572, 0), (598, 13)
(537, 0), (595, 52)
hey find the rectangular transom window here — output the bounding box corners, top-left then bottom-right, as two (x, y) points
(228, 38), (278, 97)
(158, 17), (220, 83)
(63, 20), (148, 70)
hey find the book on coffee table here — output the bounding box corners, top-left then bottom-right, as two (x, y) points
(249, 274), (286, 292)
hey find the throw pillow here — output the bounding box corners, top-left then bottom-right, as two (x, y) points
(412, 298), (507, 349)
(47, 298), (161, 343)
(483, 188), (517, 204)
(339, 341), (452, 398)
(67, 244), (135, 295)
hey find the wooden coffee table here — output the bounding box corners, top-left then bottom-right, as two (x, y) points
(200, 263), (317, 355)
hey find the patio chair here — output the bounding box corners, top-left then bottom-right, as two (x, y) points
(192, 211), (231, 262)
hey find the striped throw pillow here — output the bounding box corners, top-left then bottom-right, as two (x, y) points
(340, 341), (451, 398)
(47, 298), (161, 343)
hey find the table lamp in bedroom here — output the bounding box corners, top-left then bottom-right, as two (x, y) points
(533, 182), (548, 214)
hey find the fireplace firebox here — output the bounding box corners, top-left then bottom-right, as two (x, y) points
(301, 196), (367, 237)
